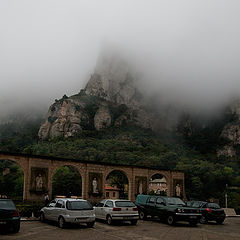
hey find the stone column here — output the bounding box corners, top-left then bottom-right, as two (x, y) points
(82, 164), (88, 199)
(48, 165), (53, 200)
(23, 157), (29, 201)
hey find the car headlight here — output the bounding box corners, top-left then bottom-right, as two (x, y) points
(177, 208), (184, 213)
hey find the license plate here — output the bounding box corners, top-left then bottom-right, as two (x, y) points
(123, 217), (132, 219)
(189, 216), (197, 219)
(75, 217), (88, 222)
(0, 221), (7, 224)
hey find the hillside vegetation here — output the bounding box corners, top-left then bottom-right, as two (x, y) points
(0, 119), (240, 208)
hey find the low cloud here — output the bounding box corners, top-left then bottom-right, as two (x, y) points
(1, 0), (240, 118)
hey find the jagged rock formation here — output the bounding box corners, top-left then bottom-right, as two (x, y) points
(38, 49), (240, 159)
(217, 100), (240, 157)
(94, 105), (112, 130)
(38, 51), (165, 140)
(85, 51), (141, 109)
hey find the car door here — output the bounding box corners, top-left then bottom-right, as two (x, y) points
(103, 200), (114, 219)
(52, 200), (64, 221)
(142, 196), (155, 216)
(156, 197), (167, 218)
(44, 200), (56, 220)
(95, 201), (105, 219)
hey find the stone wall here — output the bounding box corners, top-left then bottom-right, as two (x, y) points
(0, 152), (185, 202)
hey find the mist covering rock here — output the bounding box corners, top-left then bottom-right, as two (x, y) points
(38, 51), (169, 140)
(38, 51), (240, 158)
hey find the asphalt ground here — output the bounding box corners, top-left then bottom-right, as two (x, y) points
(0, 217), (240, 240)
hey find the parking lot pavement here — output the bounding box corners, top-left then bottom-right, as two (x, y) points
(1, 218), (240, 240)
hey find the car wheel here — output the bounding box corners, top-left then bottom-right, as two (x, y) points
(131, 220), (138, 225)
(139, 211), (146, 220)
(58, 216), (66, 229)
(12, 222), (20, 233)
(167, 215), (175, 226)
(40, 212), (45, 223)
(200, 216), (207, 224)
(106, 215), (113, 225)
(87, 221), (95, 228)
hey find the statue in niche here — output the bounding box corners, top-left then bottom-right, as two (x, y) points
(175, 184), (181, 197)
(35, 173), (43, 191)
(138, 181), (143, 194)
(92, 177), (98, 193)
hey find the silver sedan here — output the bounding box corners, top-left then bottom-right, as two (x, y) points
(94, 199), (139, 225)
(40, 198), (95, 228)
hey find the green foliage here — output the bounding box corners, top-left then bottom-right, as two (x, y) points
(0, 115), (240, 208)
(52, 166), (82, 197)
(109, 104), (128, 122)
(0, 160), (24, 198)
(107, 170), (128, 199)
(48, 116), (57, 124)
(16, 203), (44, 218)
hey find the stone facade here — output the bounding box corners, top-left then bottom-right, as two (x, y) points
(0, 152), (185, 202)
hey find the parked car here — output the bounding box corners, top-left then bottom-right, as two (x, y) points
(0, 196), (20, 233)
(186, 200), (226, 224)
(40, 198), (95, 228)
(94, 199), (139, 225)
(135, 194), (201, 226)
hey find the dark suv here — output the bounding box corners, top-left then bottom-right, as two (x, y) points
(0, 196), (20, 233)
(186, 200), (225, 224)
(135, 195), (201, 226)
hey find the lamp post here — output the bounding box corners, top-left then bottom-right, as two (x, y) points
(225, 184), (228, 208)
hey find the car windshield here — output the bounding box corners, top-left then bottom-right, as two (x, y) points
(207, 203), (221, 209)
(0, 199), (16, 210)
(66, 201), (93, 210)
(115, 201), (135, 207)
(165, 197), (185, 205)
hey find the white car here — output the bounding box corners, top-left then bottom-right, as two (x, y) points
(94, 199), (139, 225)
(40, 198), (95, 228)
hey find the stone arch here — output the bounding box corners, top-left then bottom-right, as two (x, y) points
(50, 163), (83, 198)
(148, 172), (170, 196)
(0, 157), (25, 200)
(0, 156), (26, 173)
(105, 168), (130, 200)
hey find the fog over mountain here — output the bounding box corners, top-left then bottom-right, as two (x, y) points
(1, 0), (240, 119)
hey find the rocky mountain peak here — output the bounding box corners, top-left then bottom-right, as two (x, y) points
(85, 51), (141, 109)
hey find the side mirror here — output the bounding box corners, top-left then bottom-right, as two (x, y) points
(48, 203), (55, 207)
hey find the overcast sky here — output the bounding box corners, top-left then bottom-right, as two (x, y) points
(1, 0), (240, 117)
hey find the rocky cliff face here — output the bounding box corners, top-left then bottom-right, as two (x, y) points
(39, 50), (240, 158)
(85, 51), (141, 109)
(38, 96), (90, 139)
(217, 100), (240, 157)
(38, 52), (164, 140)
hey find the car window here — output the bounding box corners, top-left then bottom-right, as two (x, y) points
(105, 201), (113, 208)
(148, 197), (156, 203)
(115, 201), (135, 207)
(66, 201), (93, 210)
(201, 203), (207, 208)
(0, 199), (16, 210)
(156, 198), (165, 205)
(207, 203), (220, 209)
(56, 200), (63, 208)
(165, 197), (185, 205)
(192, 202), (201, 208)
(48, 200), (56, 207)
(96, 202), (104, 207)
